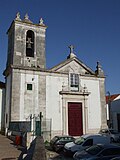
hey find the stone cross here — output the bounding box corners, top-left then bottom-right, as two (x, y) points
(69, 45), (74, 53)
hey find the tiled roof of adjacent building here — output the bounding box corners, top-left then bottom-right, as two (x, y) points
(106, 94), (120, 104)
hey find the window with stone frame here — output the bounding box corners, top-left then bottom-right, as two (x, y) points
(70, 73), (79, 91)
(27, 84), (32, 90)
(26, 30), (34, 57)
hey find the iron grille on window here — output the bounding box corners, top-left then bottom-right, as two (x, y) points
(70, 73), (79, 90)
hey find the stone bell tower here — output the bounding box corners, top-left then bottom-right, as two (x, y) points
(4, 13), (47, 129)
(6, 12), (47, 69)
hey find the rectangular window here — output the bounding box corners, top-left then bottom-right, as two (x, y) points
(70, 73), (79, 91)
(27, 84), (32, 90)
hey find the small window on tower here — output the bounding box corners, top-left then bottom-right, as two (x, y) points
(26, 30), (34, 57)
(27, 84), (32, 90)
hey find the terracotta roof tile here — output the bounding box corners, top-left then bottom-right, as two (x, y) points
(106, 94), (120, 104)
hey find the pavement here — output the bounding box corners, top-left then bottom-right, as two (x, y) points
(0, 134), (23, 160)
(0, 134), (73, 160)
(0, 133), (58, 160)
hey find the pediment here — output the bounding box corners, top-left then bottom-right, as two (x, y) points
(49, 57), (95, 75)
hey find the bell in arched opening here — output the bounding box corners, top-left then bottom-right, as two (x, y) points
(26, 30), (34, 57)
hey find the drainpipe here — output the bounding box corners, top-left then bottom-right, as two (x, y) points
(107, 91), (112, 129)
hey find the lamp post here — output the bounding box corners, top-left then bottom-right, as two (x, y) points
(107, 91), (112, 129)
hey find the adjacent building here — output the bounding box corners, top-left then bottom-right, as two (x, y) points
(106, 94), (120, 131)
(0, 81), (5, 132)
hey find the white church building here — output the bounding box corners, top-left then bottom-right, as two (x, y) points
(3, 13), (107, 139)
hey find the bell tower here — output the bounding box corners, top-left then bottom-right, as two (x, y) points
(4, 13), (47, 130)
(6, 12), (47, 69)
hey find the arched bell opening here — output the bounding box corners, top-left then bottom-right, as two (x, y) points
(26, 30), (34, 57)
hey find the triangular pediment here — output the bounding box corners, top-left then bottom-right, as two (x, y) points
(49, 57), (95, 75)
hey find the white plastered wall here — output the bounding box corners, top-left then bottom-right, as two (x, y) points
(81, 78), (101, 131)
(5, 74), (11, 128)
(46, 75), (67, 136)
(20, 72), (39, 120)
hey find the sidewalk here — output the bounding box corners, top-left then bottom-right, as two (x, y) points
(0, 134), (72, 160)
(0, 134), (22, 160)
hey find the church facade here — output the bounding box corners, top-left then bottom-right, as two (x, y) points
(4, 13), (107, 138)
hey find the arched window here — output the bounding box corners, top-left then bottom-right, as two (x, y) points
(26, 30), (34, 57)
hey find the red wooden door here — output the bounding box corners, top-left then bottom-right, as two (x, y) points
(68, 102), (83, 136)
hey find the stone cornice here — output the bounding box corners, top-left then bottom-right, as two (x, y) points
(59, 90), (90, 96)
(7, 19), (47, 34)
(3, 64), (105, 79)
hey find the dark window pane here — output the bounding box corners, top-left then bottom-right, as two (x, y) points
(27, 84), (32, 90)
(70, 73), (79, 91)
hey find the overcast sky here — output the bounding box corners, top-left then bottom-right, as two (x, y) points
(0, 0), (120, 95)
